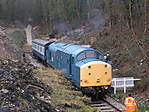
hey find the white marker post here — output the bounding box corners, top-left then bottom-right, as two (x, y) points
(112, 77), (140, 94)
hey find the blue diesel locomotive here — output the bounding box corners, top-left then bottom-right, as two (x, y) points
(32, 39), (112, 98)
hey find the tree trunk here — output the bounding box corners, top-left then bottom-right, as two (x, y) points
(144, 0), (147, 33)
(129, 0), (133, 28)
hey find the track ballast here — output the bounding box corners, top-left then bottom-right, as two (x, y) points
(91, 95), (125, 112)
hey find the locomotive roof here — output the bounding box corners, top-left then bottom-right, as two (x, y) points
(32, 39), (52, 46)
(64, 45), (95, 55)
(49, 42), (99, 56)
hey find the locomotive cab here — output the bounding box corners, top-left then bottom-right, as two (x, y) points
(74, 50), (112, 88)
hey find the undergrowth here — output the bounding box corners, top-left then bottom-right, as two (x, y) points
(67, 106), (100, 112)
(6, 30), (26, 45)
(33, 67), (99, 111)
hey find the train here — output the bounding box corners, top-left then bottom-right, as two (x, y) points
(32, 39), (112, 99)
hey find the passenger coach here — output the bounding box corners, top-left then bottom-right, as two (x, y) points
(32, 39), (53, 61)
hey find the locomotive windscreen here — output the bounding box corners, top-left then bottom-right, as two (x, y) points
(77, 51), (102, 61)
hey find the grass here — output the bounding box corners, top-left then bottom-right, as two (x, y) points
(133, 107), (149, 112)
(6, 30), (26, 44)
(33, 67), (99, 111)
(112, 93), (126, 103)
(135, 107), (149, 112)
(66, 106), (100, 112)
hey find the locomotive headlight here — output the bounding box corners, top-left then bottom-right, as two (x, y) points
(84, 80), (88, 83)
(96, 78), (100, 82)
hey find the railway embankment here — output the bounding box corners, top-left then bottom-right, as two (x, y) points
(0, 59), (56, 112)
(33, 67), (100, 112)
(0, 26), (22, 60)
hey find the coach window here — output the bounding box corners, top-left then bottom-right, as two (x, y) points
(40, 47), (42, 52)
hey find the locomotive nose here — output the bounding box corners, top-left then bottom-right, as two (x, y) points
(80, 61), (112, 87)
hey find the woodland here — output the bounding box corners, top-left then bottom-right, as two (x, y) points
(0, 0), (148, 33)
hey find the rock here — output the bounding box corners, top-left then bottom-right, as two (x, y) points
(0, 89), (9, 93)
(0, 59), (56, 112)
(0, 107), (15, 112)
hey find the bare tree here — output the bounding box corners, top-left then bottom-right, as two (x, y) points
(144, 0), (147, 32)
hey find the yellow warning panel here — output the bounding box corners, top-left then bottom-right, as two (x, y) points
(80, 61), (112, 87)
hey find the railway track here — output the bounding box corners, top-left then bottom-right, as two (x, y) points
(91, 96), (125, 112)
